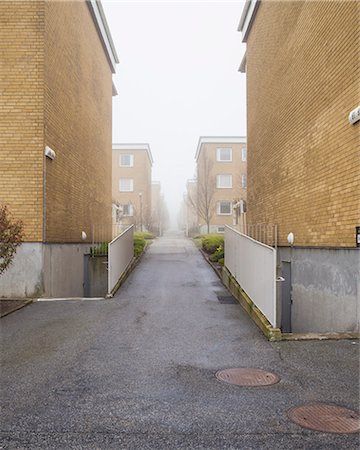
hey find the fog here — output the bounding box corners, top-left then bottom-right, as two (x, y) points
(102, 0), (247, 227)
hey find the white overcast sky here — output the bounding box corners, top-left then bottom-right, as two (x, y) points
(102, 0), (247, 225)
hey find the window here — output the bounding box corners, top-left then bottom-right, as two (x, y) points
(242, 174), (247, 189)
(242, 146), (247, 162)
(119, 154), (134, 167)
(217, 201), (232, 215)
(216, 174), (232, 188)
(216, 147), (232, 162)
(122, 204), (133, 216)
(217, 226), (225, 234)
(119, 178), (133, 192)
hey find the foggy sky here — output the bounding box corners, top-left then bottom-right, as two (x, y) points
(102, 0), (247, 226)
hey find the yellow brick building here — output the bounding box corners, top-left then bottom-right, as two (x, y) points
(112, 144), (153, 232)
(0, 0), (118, 297)
(239, 0), (359, 333)
(194, 137), (247, 234)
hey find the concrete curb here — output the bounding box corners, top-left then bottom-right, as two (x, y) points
(282, 332), (360, 341)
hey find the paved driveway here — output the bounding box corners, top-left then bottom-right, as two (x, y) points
(1, 232), (359, 449)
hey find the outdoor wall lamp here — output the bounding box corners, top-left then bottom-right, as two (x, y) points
(348, 105), (360, 125)
(81, 231), (87, 240)
(45, 146), (56, 160)
(287, 232), (294, 245)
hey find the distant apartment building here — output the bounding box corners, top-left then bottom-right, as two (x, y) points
(239, 0), (359, 332)
(112, 144), (153, 231)
(194, 137), (247, 234)
(0, 0), (118, 298)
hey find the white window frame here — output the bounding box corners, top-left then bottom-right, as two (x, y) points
(216, 174), (232, 189)
(242, 174), (247, 189)
(119, 154), (134, 167)
(217, 201), (232, 215)
(216, 147), (232, 162)
(119, 178), (134, 192)
(217, 226), (225, 234)
(242, 146), (247, 162)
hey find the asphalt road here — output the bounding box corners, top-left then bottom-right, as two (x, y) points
(1, 232), (359, 449)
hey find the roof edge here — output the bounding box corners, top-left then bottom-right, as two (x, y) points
(87, 0), (119, 73)
(195, 136), (247, 161)
(112, 80), (118, 96)
(238, 52), (247, 73)
(113, 143), (154, 165)
(238, 0), (260, 43)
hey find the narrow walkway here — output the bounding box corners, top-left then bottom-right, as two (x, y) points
(0, 232), (358, 449)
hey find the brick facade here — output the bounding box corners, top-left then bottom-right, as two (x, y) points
(0, 1), (45, 242)
(112, 145), (153, 230)
(44, 0), (113, 242)
(195, 138), (247, 232)
(245, 0), (360, 247)
(0, 0), (114, 244)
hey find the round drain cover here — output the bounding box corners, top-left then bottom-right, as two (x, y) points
(288, 403), (360, 434)
(215, 368), (280, 386)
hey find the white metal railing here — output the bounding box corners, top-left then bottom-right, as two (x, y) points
(225, 225), (277, 327)
(91, 223), (129, 256)
(232, 223), (278, 248)
(108, 225), (134, 295)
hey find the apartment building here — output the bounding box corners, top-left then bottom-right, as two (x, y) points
(0, 0), (118, 298)
(112, 144), (153, 231)
(239, 0), (359, 332)
(194, 137), (247, 234)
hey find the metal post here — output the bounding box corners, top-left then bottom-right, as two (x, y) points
(139, 192), (143, 232)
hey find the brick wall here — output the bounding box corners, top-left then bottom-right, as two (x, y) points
(112, 149), (152, 228)
(0, 1), (45, 242)
(246, 0), (360, 247)
(197, 143), (247, 228)
(44, 0), (113, 242)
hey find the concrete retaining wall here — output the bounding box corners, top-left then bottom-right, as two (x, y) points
(83, 255), (108, 298)
(0, 244), (44, 298)
(43, 243), (89, 297)
(0, 243), (90, 298)
(279, 247), (359, 333)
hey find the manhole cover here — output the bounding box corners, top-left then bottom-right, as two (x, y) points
(215, 368), (280, 386)
(288, 403), (360, 434)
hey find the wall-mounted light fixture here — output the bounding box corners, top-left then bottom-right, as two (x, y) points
(287, 232), (294, 245)
(81, 231), (87, 241)
(45, 146), (56, 160)
(348, 106), (360, 125)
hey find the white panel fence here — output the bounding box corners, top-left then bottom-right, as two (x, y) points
(108, 225), (134, 295)
(224, 226), (277, 327)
